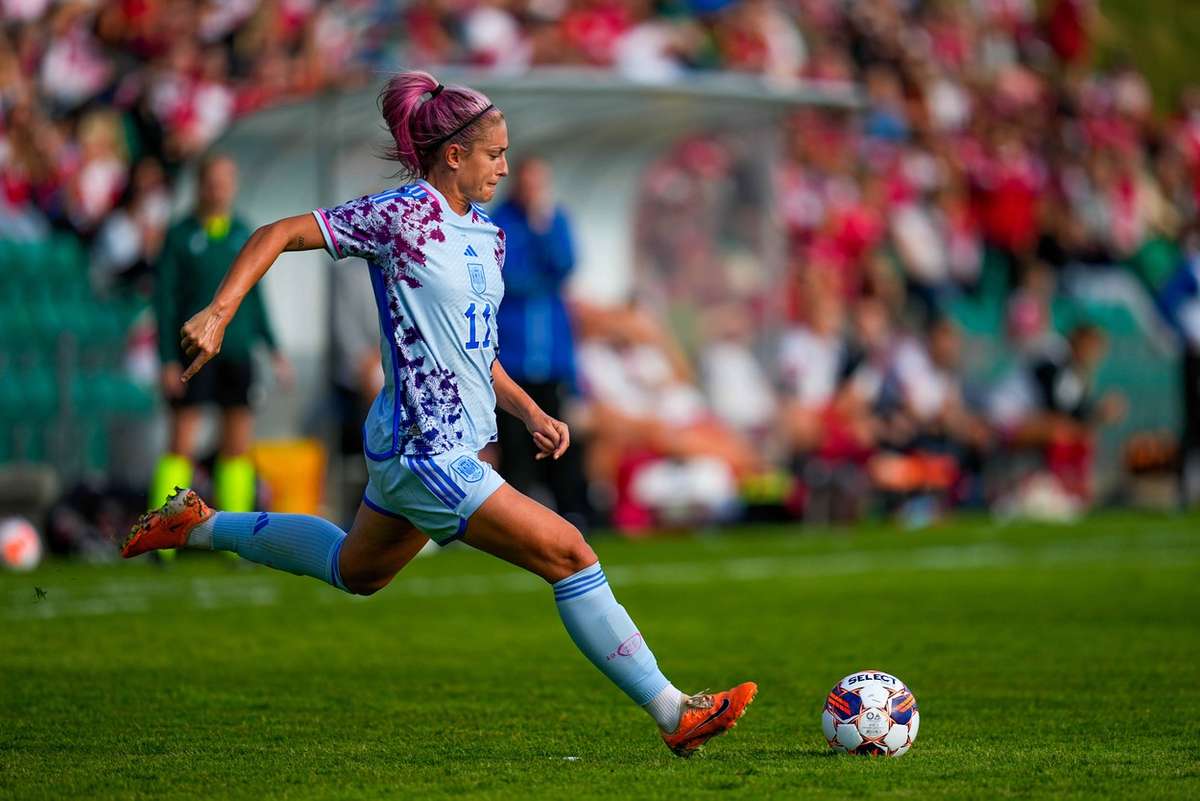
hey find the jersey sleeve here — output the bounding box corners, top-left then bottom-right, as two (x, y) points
(312, 195), (391, 262)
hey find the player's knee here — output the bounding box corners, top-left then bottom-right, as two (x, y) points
(548, 529), (596, 581)
(570, 539), (598, 574)
(343, 571), (393, 596)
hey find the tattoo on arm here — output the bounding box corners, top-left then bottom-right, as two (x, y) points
(286, 234), (305, 251)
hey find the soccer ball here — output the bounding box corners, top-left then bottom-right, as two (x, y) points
(0, 517), (43, 572)
(822, 669), (919, 757)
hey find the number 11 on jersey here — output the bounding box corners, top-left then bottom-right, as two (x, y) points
(464, 302), (492, 350)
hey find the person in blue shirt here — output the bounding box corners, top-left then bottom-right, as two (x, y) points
(491, 159), (592, 527)
(1156, 252), (1200, 504)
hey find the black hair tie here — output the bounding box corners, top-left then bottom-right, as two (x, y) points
(429, 84), (445, 99)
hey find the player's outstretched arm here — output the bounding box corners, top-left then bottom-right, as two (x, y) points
(180, 213), (323, 382)
(491, 359), (569, 460)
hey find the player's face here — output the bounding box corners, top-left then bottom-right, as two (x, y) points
(459, 119), (509, 204)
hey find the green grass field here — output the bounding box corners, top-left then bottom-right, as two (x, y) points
(3, 513), (1199, 800)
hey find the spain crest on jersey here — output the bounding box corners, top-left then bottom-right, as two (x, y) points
(467, 262), (486, 296)
(451, 455), (485, 483)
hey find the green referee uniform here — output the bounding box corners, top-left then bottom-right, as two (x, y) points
(155, 214), (278, 382)
(150, 214), (278, 516)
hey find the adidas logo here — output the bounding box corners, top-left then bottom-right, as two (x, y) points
(464, 245), (478, 257)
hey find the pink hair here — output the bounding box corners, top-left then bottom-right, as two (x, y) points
(379, 71), (501, 179)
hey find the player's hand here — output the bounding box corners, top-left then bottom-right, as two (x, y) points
(179, 305), (227, 382)
(526, 410), (570, 460)
(161, 361), (185, 400)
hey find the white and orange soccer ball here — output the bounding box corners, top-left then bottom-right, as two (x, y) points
(0, 517), (42, 572)
(822, 669), (919, 757)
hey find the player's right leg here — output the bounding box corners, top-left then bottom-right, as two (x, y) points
(464, 483), (757, 757)
(121, 490), (427, 595)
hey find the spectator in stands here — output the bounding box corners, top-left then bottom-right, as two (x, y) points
(91, 156), (170, 292)
(66, 110), (128, 234)
(778, 278), (846, 456)
(1007, 322), (1127, 501)
(1006, 261), (1058, 352)
(700, 304), (778, 443)
(575, 303), (760, 530)
(792, 294), (892, 523)
(1157, 248), (1200, 506)
(491, 158), (592, 527)
(869, 316), (991, 518)
(151, 154), (290, 532)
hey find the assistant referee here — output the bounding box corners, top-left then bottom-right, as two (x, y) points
(151, 154), (290, 522)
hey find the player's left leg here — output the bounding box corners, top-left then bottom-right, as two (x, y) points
(464, 484), (756, 755)
(336, 502), (429, 594)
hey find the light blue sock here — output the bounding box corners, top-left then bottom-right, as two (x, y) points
(211, 512), (349, 592)
(554, 562), (682, 727)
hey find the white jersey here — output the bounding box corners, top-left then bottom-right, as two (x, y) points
(778, 327), (842, 408)
(313, 180), (506, 458)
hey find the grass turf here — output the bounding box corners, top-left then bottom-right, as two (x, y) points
(2, 513), (1199, 800)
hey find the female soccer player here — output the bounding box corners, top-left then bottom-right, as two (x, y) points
(122, 71), (756, 756)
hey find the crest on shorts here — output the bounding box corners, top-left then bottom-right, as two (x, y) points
(467, 262), (486, 296)
(451, 455), (484, 483)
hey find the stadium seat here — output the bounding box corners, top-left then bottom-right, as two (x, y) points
(23, 365), (58, 421)
(8, 420), (48, 463)
(0, 367), (23, 423)
(0, 240), (21, 295)
(950, 297), (1002, 336)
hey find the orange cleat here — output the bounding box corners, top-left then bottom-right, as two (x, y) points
(121, 487), (214, 558)
(661, 682), (758, 758)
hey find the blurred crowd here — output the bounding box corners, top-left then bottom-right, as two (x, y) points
(0, 0), (382, 267)
(2, 0), (1200, 533)
(593, 0), (1200, 526)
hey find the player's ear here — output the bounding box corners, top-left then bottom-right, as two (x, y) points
(445, 143), (463, 171)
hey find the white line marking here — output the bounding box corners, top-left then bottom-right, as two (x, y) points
(5, 578), (279, 621)
(3, 532), (1195, 620)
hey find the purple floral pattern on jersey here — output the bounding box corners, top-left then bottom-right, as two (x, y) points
(390, 192), (446, 288)
(494, 228), (506, 271)
(384, 288), (467, 455)
(322, 192), (453, 289)
(324, 189), (472, 455)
